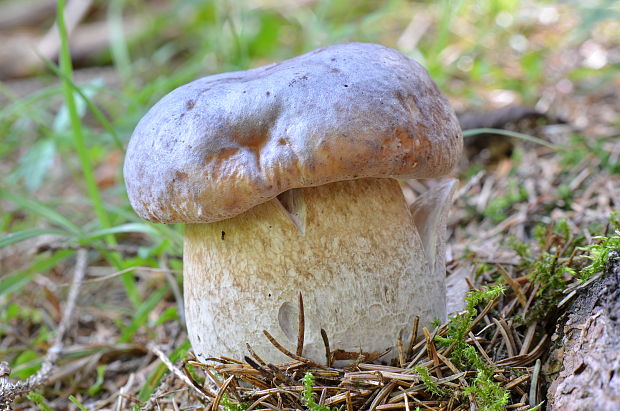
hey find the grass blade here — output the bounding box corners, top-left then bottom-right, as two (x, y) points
(39, 56), (123, 151)
(56, 0), (116, 242)
(0, 84), (62, 126)
(0, 249), (75, 297)
(463, 128), (560, 150)
(69, 395), (89, 411)
(137, 340), (190, 403)
(118, 285), (169, 343)
(84, 222), (164, 240)
(108, 0), (133, 86)
(27, 392), (53, 411)
(0, 189), (82, 234)
(0, 228), (69, 249)
(56, 0), (141, 308)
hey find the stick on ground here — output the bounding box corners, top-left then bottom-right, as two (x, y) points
(0, 248), (87, 408)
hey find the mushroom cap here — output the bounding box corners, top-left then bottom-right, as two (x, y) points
(124, 42), (463, 223)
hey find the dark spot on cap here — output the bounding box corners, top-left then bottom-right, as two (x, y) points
(186, 100), (195, 110)
(221, 231), (225, 240)
(278, 138), (286, 145)
(343, 84), (348, 87)
(174, 171), (188, 181)
(265, 91), (271, 96)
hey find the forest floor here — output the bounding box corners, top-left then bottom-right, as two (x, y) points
(0, 0), (619, 410)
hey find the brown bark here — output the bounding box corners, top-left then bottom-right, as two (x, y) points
(545, 250), (620, 410)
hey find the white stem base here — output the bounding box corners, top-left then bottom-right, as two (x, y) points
(184, 178), (448, 364)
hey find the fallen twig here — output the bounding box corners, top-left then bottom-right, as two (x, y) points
(0, 248), (87, 409)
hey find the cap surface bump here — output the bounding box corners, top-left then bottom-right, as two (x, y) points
(124, 42), (463, 223)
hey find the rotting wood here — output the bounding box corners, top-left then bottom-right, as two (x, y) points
(545, 250), (620, 410)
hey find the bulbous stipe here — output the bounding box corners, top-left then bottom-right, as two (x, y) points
(183, 178), (453, 364)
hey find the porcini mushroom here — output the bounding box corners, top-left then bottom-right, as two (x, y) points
(123, 43), (462, 364)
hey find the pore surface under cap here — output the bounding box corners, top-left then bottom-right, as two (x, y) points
(124, 42), (463, 223)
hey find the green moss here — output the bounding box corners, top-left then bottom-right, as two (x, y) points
(533, 224), (548, 248)
(413, 365), (445, 397)
(463, 366), (511, 411)
(554, 219), (571, 242)
(221, 394), (248, 411)
(435, 285), (509, 410)
(475, 261), (495, 280)
(301, 372), (335, 411)
(579, 212), (620, 281)
(507, 236), (531, 259)
(531, 252), (563, 297)
(483, 184), (528, 223)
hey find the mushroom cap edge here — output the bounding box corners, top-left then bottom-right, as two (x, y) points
(123, 42), (463, 223)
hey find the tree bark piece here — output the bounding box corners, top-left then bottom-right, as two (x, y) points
(545, 250), (620, 410)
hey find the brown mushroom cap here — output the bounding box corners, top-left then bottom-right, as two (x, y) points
(124, 42), (463, 223)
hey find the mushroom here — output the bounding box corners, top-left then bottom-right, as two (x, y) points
(123, 43), (463, 364)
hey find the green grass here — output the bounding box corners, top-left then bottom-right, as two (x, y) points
(68, 395), (89, 411)
(57, 0), (114, 242)
(136, 340), (190, 404)
(463, 128), (561, 150)
(27, 392), (53, 411)
(58, 0), (143, 310)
